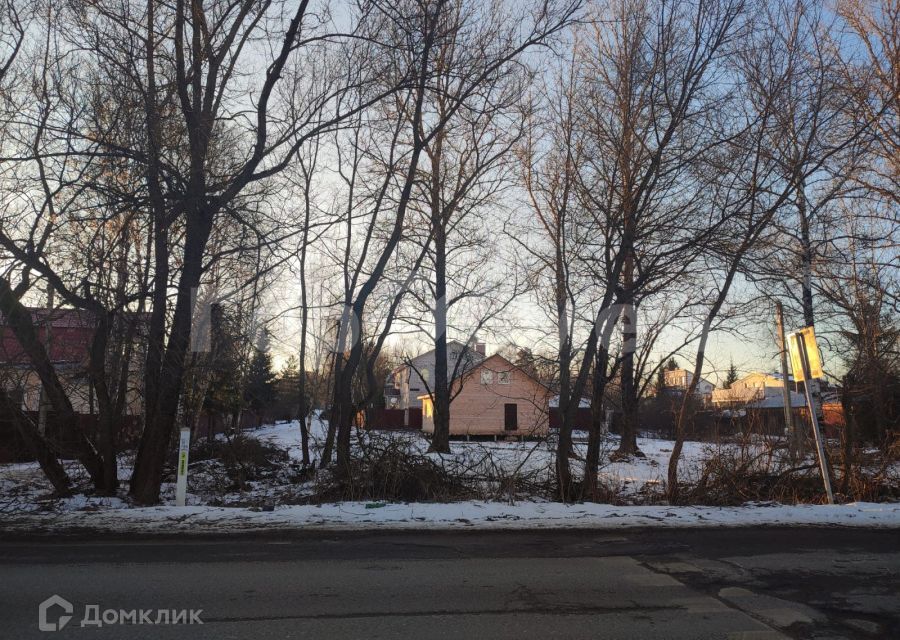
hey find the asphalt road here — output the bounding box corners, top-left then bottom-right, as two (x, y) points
(0, 528), (897, 639)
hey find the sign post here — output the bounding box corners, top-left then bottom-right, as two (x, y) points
(175, 428), (191, 507)
(787, 327), (834, 504)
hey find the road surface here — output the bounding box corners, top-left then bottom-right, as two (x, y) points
(0, 527), (897, 639)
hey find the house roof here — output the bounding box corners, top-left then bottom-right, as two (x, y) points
(390, 340), (486, 384)
(407, 340), (471, 364)
(416, 353), (548, 400)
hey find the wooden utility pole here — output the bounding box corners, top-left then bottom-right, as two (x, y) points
(775, 301), (800, 456)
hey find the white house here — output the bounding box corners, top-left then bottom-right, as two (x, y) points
(384, 340), (485, 410)
(711, 371), (806, 409)
(664, 368), (715, 400)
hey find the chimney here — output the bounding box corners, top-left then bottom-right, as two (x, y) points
(475, 341), (486, 356)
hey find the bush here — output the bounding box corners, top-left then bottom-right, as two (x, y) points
(313, 435), (476, 503)
(189, 434), (289, 491)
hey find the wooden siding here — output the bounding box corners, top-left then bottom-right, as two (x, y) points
(421, 354), (550, 436)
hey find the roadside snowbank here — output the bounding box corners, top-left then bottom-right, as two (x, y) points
(3, 500), (898, 535)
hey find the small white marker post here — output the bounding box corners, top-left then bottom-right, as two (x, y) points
(175, 427), (191, 507)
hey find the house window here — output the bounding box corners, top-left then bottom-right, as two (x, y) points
(480, 370), (493, 385)
(498, 371), (511, 385)
(421, 368), (429, 383)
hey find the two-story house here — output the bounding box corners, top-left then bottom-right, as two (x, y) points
(384, 340), (486, 410)
(663, 368), (715, 401)
(711, 371), (806, 409)
(419, 353), (551, 437)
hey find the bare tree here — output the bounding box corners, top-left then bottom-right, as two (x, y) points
(838, 0), (900, 205)
(400, 1), (530, 453)
(515, 50), (592, 497)
(517, 0), (747, 501)
(321, 0), (580, 471)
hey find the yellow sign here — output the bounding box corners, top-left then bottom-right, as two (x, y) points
(788, 326), (824, 381)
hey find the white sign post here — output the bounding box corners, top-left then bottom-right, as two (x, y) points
(175, 428), (191, 507)
(787, 328), (834, 504)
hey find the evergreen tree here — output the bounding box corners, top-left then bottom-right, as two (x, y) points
(244, 331), (277, 423)
(204, 304), (243, 429)
(656, 364), (667, 393)
(724, 360), (739, 389)
(275, 355), (302, 420)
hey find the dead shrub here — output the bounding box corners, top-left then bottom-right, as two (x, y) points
(673, 436), (900, 505)
(311, 435), (476, 503)
(188, 433), (289, 491)
(303, 433), (558, 504)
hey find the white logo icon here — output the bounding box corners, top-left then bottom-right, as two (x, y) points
(39, 595), (73, 632)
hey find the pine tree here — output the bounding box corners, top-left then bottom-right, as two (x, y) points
(723, 360), (738, 389)
(275, 355), (302, 419)
(244, 332), (277, 424)
(656, 364), (667, 393)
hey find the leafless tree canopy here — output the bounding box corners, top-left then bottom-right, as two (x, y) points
(0, 0), (895, 504)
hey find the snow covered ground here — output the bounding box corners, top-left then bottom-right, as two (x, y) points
(2, 500), (899, 535)
(2, 419), (898, 533)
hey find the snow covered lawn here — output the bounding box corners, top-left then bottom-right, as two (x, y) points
(3, 500), (899, 535)
(2, 420), (898, 533)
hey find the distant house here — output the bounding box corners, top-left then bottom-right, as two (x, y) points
(1, 308), (90, 414)
(418, 353), (551, 437)
(708, 371), (809, 435)
(664, 368), (715, 401)
(384, 340), (485, 410)
(0, 308), (146, 461)
(0, 308), (144, 416)
(711, 371), (806, 410)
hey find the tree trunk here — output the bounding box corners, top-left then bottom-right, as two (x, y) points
(555, 353), (577, 500)
(668, 258), (742, 502)
(554, 235), (576, 500)
(582, 346), (609, 501)
(430, 221), (451, 454)
(616, 197), (641, 457)
(335, 328), (367, 469)
(667, 333), (709, 503)
(130, 211), (214, 504)
(87, 314), (120, 495)
(321, 347), (345, 467)
(616, 296), (641, 457)
(2, 395), (71, 496)
(796, 176), (825, 419)
(840, 378), (855, 496)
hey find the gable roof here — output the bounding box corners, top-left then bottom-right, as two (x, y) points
(417, 353), (549, 401)
(406, 340), (473, 365)
(389, 340), (484, 380)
